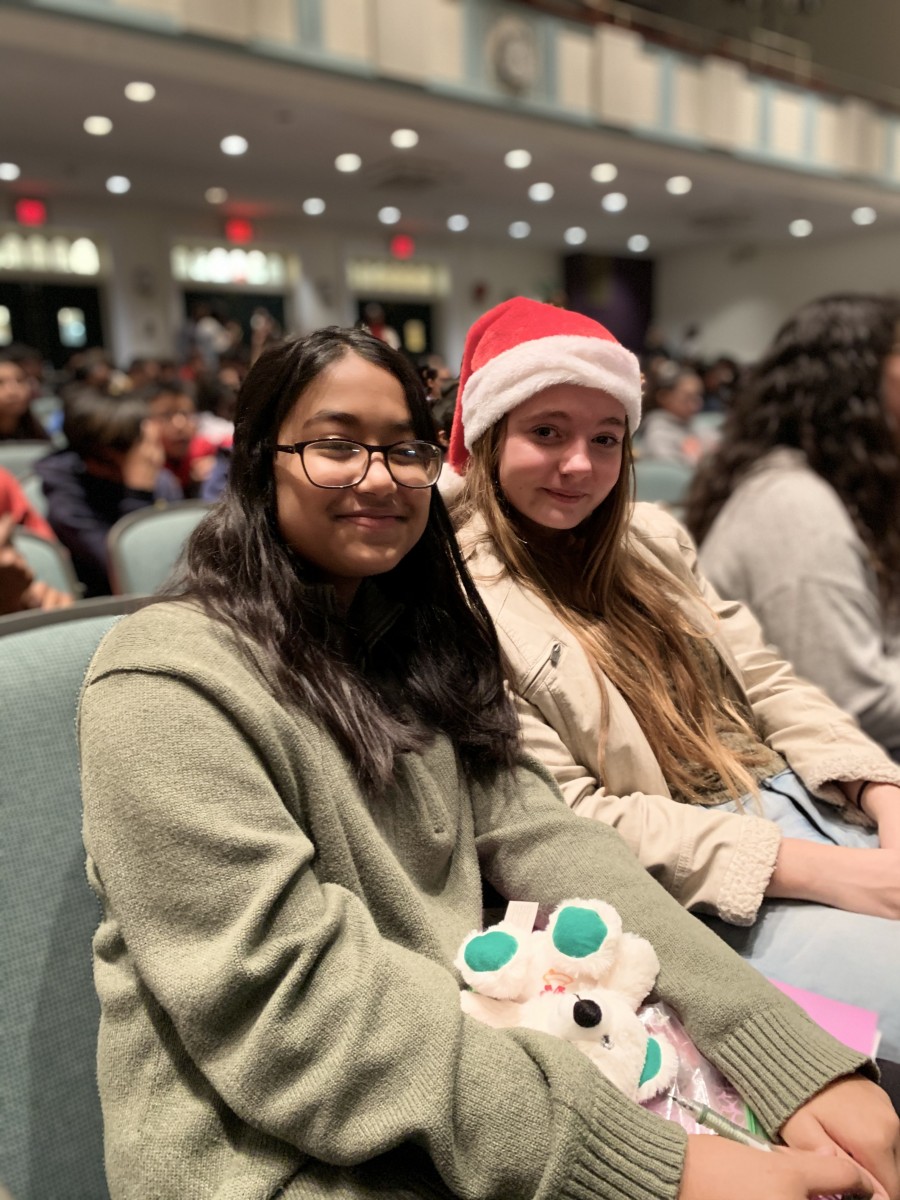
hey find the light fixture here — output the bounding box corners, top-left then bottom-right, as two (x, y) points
(528, 182), (554, 202)
(564, 226), (587, 246)
(852, 206), (877, 226)
(220, 135), (248, 156)
(591, 162), (618, 183)
(666, 175), (692, 195)
(447, 214), (469, 232)
(508, 221), (531, 239)
(302, 197), (326, 216)
(84, 116), (113, 136)
(378, 206), (401, 225)
(627, 234), (649, 252)
(0, 162), (21, 181)
(504, 149), (532, 169)
(390, 128), (419, 149)
(124, 81), (156, 102)
(106, 175), (131, 195)
(335, 153), (362, 173)
(601, 192), (628, 213)
(789, 218), (813, 237)
(205, 187), (228, 205)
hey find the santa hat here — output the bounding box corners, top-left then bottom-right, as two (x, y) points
(447, 297), (642, 473)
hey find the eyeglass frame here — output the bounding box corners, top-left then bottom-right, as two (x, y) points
(273, 437), (444, 490)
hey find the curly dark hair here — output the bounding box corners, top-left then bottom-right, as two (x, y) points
(685, 293), (900, 610)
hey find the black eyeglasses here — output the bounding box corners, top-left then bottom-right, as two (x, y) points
(274, 438), (443, 489)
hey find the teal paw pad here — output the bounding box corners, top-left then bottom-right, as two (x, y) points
(463, 929), (519, 973)
(552, 906), (608, 958)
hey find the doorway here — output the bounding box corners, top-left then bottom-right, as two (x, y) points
(0, 280), (105, 368)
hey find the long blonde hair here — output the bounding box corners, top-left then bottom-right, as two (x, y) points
(457, 422), (769, 805)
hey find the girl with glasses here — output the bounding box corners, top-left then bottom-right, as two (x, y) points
(79, 326), (897, 1200)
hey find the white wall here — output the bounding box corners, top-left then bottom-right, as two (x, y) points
(655, 226), (900, 363)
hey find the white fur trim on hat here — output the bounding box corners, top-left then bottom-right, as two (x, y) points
(460, 333), (642, 450)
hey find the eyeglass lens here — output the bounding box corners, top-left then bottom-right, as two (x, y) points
(303, 440), (441, 488)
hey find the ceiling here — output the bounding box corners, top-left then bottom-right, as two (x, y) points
(0, 4), (897, 258)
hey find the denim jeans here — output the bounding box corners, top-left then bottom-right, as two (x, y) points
(703, 770), (900, 1059)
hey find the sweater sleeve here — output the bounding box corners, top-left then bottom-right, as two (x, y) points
(79, 665), (688, 1200)
(473, 757), (873, 1137)
(515, 689), (782, 924)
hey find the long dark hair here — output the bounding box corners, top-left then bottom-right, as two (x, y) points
(686, 293), (900, 609)
(172, 327), (519, 794)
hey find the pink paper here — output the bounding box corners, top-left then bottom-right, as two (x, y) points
(770, 978), (880, 1056)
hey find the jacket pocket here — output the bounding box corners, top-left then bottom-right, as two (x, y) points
(519, 638), (563, 700)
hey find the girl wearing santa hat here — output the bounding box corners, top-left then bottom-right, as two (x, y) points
(78, 324), (898, 1200)
(451, 296), (900, 1060)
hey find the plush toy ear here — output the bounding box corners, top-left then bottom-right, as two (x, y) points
(635, 1034), (678, 1103)
(605, 933), (661, 1008)
(546, 900), (621, 980)
(455, 923), (534, 1000)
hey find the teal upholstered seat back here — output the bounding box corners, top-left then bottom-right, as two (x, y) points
(0, 615), (120, 1200)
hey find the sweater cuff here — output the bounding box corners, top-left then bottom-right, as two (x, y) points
(711, 1006), (873, 1137)
(557, 1057), (687, 1200)
(716, 817), (782, 926)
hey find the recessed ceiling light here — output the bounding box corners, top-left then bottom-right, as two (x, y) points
(124, 81), (156, 102)
(789, 218), (813, 237)
(504, 149), (532, 170)
(0, 162), (21, 181)
(528, 182), (554, 202)
(84, 116), (113, 136)
(627, 234), (649, 252)
(447, 214), (469, 232)
(303, 197), (326, 216)
(591, 162), (618, 184)
(564, 226), (587, 246)
(508, 221), (531, 239)
(220, 135), (248, 156)
(852, 206), (877, 225)
(205, 187), (228, 204)
(601, 192), (628, 213)
(335, 153), (362, 173)
(378, 206), (401, 225)
(391, 128), (419, 149)
(666, 175), (692, 195)
(106, 175), (131, 195)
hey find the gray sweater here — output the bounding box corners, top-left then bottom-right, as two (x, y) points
(699, 448), (900, 760)
(79, 601), (868, 1200)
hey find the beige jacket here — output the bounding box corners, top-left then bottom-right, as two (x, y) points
(460, 504), (900, 925)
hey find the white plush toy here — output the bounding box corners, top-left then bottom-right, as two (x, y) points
(456, 899), (677, 1104)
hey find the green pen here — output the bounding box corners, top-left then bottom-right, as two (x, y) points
(670, 1095), (772, 1151)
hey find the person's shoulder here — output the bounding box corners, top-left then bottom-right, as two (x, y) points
(726, 449), (852, 531)
(629, 501), (694, 546)
(86, 600), (241, 684)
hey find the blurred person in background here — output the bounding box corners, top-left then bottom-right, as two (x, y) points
(143, 381), (219, 496)
(0, 464), (55, 538)
(127, 357), (162, 392)
(0, 512), (73, 613)
(0, 350), (50, 441)
(638, 361), (708, 467)
(36, 390), (182, 596)
(688, 293), (900, 762)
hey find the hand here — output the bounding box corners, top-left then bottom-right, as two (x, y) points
(23, 579), (75, 610)
(679, 1132), (878, 1200)
(122, 419), (166, 492)
(0, 513), (34, 615)
(768, 838), (900, 919)
(189, 453), (216, 485)
(860, 785), (900, 852)
(780, 1076), (900, 1200)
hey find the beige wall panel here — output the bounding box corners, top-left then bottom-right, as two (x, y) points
(182, 0), (251, 40)
(812, 101), (841, 169)
(556, 28), (593, 115)
(701, 59), (751, 150)
(372, 0), (428, 83)
(427, 0), (464, 84)
(114, 0), (182, 18)
(322, 0), (372, 61)
(835, 99), (883, 175)
(769, 88), (805, 160)
(251, 0), (297, 43)
(672, 60), (701, 139)
(593, 26), (659, 130)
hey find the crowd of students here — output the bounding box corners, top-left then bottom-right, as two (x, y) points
(4, 297), (900, 1198)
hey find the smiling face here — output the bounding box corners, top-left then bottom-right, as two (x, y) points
(496, 384), (627, 533)
(274, 351), (432, 606)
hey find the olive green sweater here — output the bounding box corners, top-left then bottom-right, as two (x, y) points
(79, 602), (867, 1200)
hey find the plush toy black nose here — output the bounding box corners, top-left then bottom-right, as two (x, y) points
(573, 999), (602, 1028)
